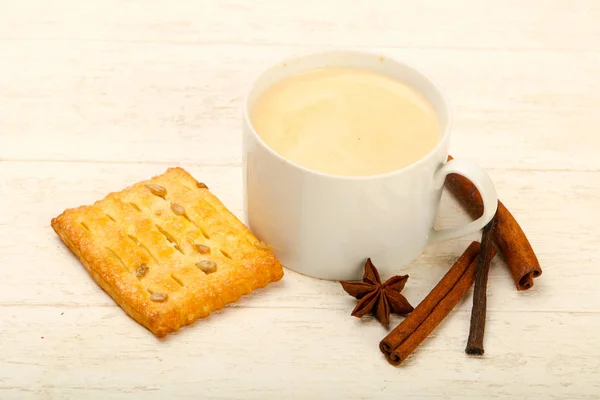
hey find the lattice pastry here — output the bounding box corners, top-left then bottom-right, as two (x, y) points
(51, 167), (284, 338)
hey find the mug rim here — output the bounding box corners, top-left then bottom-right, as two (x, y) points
(243, 50), (453, 181)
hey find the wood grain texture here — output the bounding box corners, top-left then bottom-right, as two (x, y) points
(1, 0), (599, 398)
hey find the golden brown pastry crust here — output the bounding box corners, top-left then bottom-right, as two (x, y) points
(51, 167), (284, 338)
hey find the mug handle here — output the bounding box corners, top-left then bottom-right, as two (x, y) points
(428, 158), (498, 244)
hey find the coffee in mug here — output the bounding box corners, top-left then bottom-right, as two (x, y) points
(251, 67), (441, 177)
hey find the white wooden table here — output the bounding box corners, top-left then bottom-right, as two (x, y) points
(2, 1), (599, 398)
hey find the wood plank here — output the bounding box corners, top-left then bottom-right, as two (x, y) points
(1, 0), (598, 51)
(0, 11), (599, 170)
(1, 306), (599, 399)
(1, 161), (598, 313)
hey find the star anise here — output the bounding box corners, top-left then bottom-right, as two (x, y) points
(339, 258), (414, 327)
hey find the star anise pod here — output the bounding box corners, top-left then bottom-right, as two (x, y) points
(339, 258), (414, 327)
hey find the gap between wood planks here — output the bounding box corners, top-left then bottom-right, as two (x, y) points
(0, 303), (599, 316)
(0, 37), (591, 52)
(1, 159), (600, 173)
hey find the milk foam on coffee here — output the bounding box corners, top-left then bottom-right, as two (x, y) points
(251, 68), (441, 177)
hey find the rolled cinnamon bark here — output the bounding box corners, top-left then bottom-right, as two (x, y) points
(380, 245), (497, 366)
(465, 218), (497, 355)
(379, 242), (480, 358)
(445, 156), (542, 290)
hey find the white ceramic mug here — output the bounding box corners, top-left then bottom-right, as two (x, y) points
(243, 51), (498, 281)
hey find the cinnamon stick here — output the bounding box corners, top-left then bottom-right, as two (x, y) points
(380, 242), (499, 365)
(465, 217), (497, 355)
(383, 247), (497, 365)
(379, 242), (481, 357)
(445, 155), (542, 290)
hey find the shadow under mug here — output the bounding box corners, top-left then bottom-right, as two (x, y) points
(243, 51), (498, 281)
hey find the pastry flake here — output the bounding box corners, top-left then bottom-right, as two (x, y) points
(51, 167), (284, 338)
